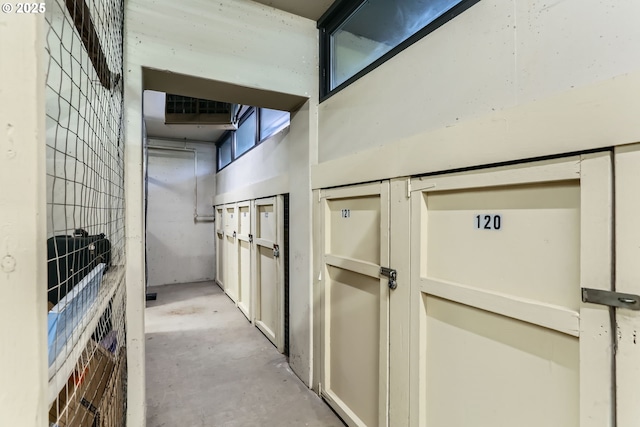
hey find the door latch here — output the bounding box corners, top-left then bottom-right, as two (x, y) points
(273, 244), (280, 258)
(582, 288), (640, 311)
(380, 267), (397, 290)
(249, 234), (253, 243)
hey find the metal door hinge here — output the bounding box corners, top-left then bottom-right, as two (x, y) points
(273, 244), (280, 258)
(249, 234), (253, 243)
(582, 288), (640, 311)
(233, 231), (236, 238)
(380, 267), (397, 290)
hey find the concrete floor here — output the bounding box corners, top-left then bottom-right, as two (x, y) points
(145, 281), (344, 427)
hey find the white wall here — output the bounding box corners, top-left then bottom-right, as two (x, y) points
(314, 0), (640, 188)
(214, 128), (291, 202)
(0, 11), (48, 427)
(146, 140), (216, 286)
(125, 1), (318, 416)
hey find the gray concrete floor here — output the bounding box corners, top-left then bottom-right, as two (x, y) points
(145, 281), (344, 427)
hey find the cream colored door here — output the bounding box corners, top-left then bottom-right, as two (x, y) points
(614, 144), (640, 427)
(236, 200), (252, 321)
(320, 182), (390, 427)
(215, 206), (225, 290)
(253, 196), (284, 351)
(224, 203), (239, 303)
(409, 154), (613, 427)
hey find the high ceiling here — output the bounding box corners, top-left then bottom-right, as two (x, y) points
(250, 0), (335, 20)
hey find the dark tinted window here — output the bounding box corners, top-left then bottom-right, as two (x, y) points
(236, 111), (257, 157)
(319, 0), (479, 98)
(218, 133), (232, 170)
(260, 108), (290, 141)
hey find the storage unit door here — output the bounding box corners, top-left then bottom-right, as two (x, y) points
(614, 144), (640, 427)
(253, 196), (284, 351)
(236, 201), (252, 321)
(409, 154), (613, 427)
(215, 206), (225, 289)
(224, 204), (239, 303)
(320, 182), (390, 427)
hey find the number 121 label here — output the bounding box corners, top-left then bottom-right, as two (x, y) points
(475, 214), (502, 230)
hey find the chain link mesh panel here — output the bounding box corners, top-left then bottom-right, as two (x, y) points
(45, 0), (126, 425)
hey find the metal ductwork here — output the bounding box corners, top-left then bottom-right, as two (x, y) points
(164, 94), (239, 129)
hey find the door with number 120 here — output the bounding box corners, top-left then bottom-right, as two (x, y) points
(409, 153), (614, 427)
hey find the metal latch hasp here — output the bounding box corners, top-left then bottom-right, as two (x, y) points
(380, 267), (397, 290)
(581, 288), (640, 311)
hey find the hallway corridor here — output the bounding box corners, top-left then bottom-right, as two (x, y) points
(145, 281), (344, 427)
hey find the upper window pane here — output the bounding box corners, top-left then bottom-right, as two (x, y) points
(218, 134), (232, 169)
(326, 0), (467, 92)
(260, 108), (290, 140)
(235, 111), (257, 158)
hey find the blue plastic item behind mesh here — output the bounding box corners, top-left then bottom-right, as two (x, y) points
(48, 263), (106, 367)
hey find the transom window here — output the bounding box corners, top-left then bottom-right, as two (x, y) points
(318, 0), (479, 99)
(216, 107), (290, 171)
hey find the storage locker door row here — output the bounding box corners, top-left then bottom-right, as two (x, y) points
(214, 197), (285, 352)
(317, 152), (622, 427)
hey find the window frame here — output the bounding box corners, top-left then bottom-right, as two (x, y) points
(234, 109), (258, 158)
(216, 107), (291, 172)
(216, 131), (234, 171)
(258, 108), (290, 143)
(317, 0), (481, 101)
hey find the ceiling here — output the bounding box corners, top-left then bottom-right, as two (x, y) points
(250, 0), (335, 20)
(144, 90), (229, 143)
(143, 1), (336, 142)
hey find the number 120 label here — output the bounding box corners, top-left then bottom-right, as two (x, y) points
(475, 214), (502, 230)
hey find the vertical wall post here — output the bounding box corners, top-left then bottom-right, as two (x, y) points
(288, 99), (317, 386)
(124, 63), (146, 424)
(0, 11), (48, 427)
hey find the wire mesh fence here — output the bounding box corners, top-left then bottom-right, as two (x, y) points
(45, 0), (127, 425)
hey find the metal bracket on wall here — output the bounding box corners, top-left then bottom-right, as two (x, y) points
(582, 288), (640, 310)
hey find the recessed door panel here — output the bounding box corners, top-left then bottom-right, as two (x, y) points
(328, 197), (380, 264)
(328, 267), (380, 427)
(239, 205), (250, 234)
(425, 181), (580, 310)
(215, 206), (224, 289)
(321, 182), (389, 427)
(257, 246), (277, 339)
(236, 201), (252, 320)
(257, 204), (276, 241)
(224, 204), (238, 303)
(423, 296), (578, 427)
